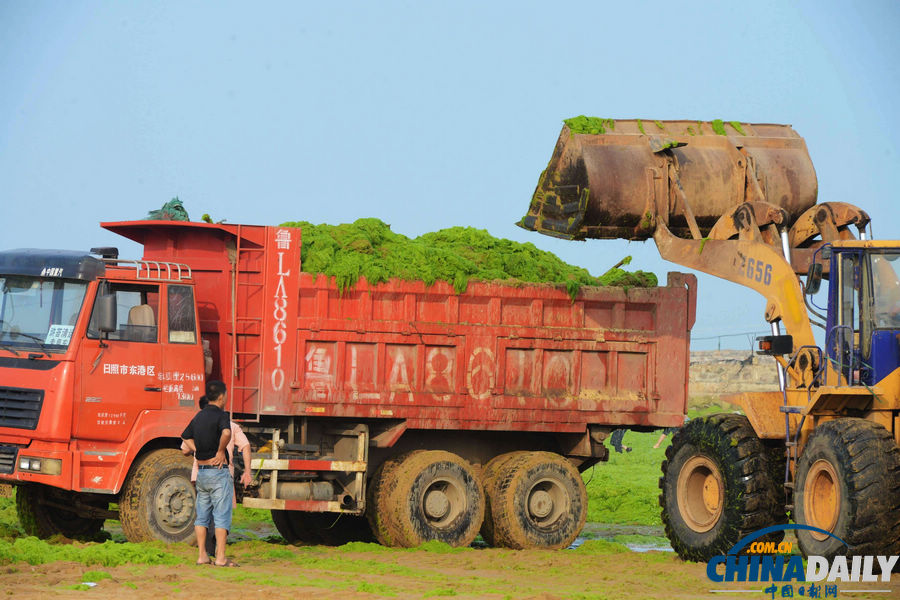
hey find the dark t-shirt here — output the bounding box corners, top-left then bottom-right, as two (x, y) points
(181, 404), (231, 463)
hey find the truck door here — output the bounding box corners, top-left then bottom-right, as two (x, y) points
(159, 284), (205, 410)
(76, 282), (163, 442)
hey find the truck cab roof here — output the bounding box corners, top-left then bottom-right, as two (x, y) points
(0, 249), (105, 280)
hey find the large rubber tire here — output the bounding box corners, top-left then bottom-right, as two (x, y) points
(373, 450), (484, 548)
(794, 418), (900, 560)
(659, 414), (786, 562)
(272, 510), (373, 546)
(15, 485), (105, 540)
(119, 449), (197, 544)
(480, 452), (527, 547)
(271, 509), (322, 545)
(307, 513), (374, 545)
(487, 451), (587, 550)
(366, 453), (409, 547)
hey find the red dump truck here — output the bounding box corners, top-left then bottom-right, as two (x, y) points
(0, 220), (695, 548)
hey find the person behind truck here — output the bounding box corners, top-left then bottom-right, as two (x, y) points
(653, 416), (691, 449)
(182, 396), (252, 556)
(180, 380), (237, 567)
(609, 429), (631, 453)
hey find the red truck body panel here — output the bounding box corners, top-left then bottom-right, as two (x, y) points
(104, 221), (696, 434)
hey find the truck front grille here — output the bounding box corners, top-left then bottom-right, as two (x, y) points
(0, 387), (44, 430)
(0, 446), (16, 474)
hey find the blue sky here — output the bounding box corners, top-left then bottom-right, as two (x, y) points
(2, 2), (898, 350)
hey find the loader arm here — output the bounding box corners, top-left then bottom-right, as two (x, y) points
(652, 220), (815, 350)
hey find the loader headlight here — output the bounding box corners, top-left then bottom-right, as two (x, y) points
(18, 456), (61, 475)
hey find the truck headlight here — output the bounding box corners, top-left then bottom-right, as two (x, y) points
(17, 457), (61, 475)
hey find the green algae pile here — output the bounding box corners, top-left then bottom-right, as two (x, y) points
(564, 115), (616, 135)
(279, 218), (657, 297)
(565, 115), (748, 137)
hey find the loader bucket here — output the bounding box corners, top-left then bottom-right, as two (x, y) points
(519, 119), (818, 240)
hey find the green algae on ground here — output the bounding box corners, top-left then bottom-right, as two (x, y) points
(0, 536), (180, 567)
(281, 218), (657, 296)
(415, 539), (469, 553)
(729, 120), (746, 135)
(711, 119), (727, 136)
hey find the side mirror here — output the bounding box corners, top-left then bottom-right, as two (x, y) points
(757, 334), (793, 356)
(96, 294), (117, 334)
(805, 263), (823, 295)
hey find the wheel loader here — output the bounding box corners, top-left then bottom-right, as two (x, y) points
(520, 118), (900, 562)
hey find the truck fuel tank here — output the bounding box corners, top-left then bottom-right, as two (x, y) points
(519, 119), (818, 241)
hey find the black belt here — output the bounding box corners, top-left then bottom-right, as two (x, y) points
(198, 464), (228, 470)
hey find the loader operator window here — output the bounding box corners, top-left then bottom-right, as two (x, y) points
(871, 252), (900, 329)
(834, 253), (860, 383)
(87, 283), (159, 343)
(167, 285), (197, 344)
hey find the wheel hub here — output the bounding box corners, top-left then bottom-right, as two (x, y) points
(420, 478), (464, 527)
(529, 489), (553, 518)
(804, 459), (839, 541)
(676, 455), (724, 533)
(155, 475), (195, 531)
(424, 489), (451, 519)
(526, 479), (568, 527)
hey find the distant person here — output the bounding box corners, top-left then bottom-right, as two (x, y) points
(610, 429), (631, 453)
(182, 395), (252, 557)
(653, 416), (690, 449)
(181, 380), (237, 567)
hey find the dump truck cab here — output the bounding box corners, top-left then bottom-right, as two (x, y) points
(0, 247), (203, 540)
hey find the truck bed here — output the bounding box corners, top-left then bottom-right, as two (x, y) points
(105, 221), (696, 434)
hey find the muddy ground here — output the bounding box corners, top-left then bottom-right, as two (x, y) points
(0, 541), (783, 600)
(3, 520), (896, 600)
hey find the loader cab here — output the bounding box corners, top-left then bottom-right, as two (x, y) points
(822, 244), (900, 386)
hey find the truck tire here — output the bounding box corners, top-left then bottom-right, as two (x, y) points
(367, 453), (409, 547)
(376, 450), (484, 548)
(16, 485), (105, 540)
(479, 451), (527, 547)
(487, 451), (587, 549)
(272, 510), (373, 546)
(307, 513), (374, 545)
(659, 414), (786, 562)
(794, 418), (900, 560)
(271, 509), (323, 545)
(119, 449), (197, 544)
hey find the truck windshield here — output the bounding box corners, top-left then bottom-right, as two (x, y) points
(870, 251), (900, 329)
(0, 276), (88, 353)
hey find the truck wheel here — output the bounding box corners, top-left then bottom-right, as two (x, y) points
(307, 513), (374, 545)
(479, 451), (527, 546)
(271, 509), (323, 545)
(15, 485), (105, 539)
(272, 510), (373, 546)
(794, 418), (900, 560)
(487, 451), (587, 549)
(377, 450), (484, 548)
(119, 449), (197, 544)
(659, 414), (786, 562)
(367, 453), (409, 547)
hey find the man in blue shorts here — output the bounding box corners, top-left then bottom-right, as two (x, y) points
(181, 380), (236, 567)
